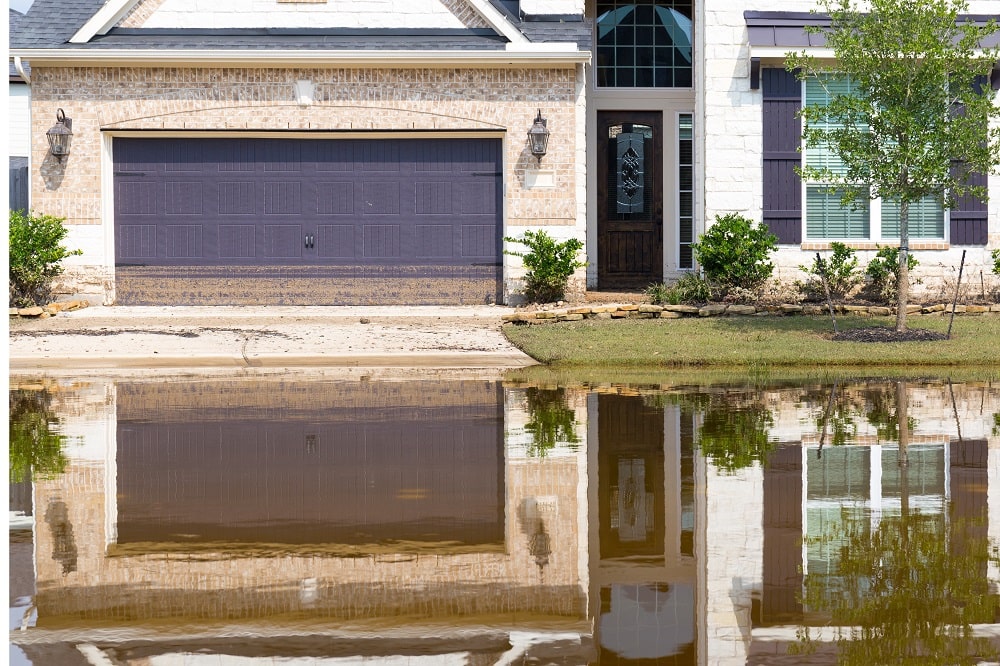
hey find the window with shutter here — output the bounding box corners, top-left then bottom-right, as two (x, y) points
(802, 74), (945, 242)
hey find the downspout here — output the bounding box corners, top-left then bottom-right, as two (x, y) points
(14, 56), (30, 85)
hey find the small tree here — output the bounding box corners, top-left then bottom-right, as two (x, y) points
(504, 230), (585, 303)
(788, 0), (1000, 332)
(9, 210), (81, 307)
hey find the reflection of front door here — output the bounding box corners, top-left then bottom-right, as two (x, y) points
(597, 111), (663, 289)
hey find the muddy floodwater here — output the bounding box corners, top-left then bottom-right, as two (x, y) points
(9, 371), (1000, 665)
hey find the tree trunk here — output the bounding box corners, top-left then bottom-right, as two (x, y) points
(897, 380), (909, 524)
(896, 199), (910, 332)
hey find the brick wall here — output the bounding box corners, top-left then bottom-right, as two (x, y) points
(29, 64), (584, 301)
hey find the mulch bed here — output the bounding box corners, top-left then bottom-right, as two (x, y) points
(831, 326), (949, 343)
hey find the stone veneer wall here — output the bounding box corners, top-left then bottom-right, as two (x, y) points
(29, 65), (584, 302)
(697, 0), (1000, 297)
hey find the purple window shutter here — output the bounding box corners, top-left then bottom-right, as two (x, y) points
(762, 68), (802, 244)
(950, 75), (990, 246)
(950, 167), (987, 245)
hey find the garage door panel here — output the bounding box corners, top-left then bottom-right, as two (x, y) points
(264, 181), (302, 216)
(415, 181), (452, 215)
(264, 224), (303, 259)
(165, 141), (204, 172)
(164, 182), (204, 215)
(416, 225), (455, 259)
(114, 137), (502, 305)
(462, 225), (499, 258)
(218, 181), (256, 215)
(117, 181), (159, 216)
(118, 225), (158, 259)
(317, 182), (354, 215)
(357, 142), (400, 172)
(363, 225), (401, 259)
(361, 181), (400, 216)
(457, 181), (496, 215)
(318, 225), (356, 259)
(216, 140), (256, 172)
(165, 225), (204, 259)
(219, 225), (256, 259)
(262, 141), (302, 172)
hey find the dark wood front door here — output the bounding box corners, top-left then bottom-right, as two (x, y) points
(597, 111), (663, 289)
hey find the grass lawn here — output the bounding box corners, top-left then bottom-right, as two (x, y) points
(501, 314), (1000, 369)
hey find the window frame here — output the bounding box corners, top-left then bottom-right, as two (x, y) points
(593, 0), (695, 90)
(800, 74), (949, 245)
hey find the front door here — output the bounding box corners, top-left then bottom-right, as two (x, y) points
(597, 111), (663, 289)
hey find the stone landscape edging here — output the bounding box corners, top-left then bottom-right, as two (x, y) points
(501, 302), (1000, 324)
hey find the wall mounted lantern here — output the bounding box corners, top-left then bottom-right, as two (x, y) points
(527, 109), (550, 163)
(46, 109), (73, 160)
(529, 520), (551, 572)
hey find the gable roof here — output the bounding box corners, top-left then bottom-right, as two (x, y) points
(9, 0), (590, 65)
(10, 0), (106, 49)
(69, 0), (527, 45)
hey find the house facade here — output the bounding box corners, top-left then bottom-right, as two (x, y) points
(9, 0), (1000, 305)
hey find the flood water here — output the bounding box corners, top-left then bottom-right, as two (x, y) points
(8, 371), (1000, 665)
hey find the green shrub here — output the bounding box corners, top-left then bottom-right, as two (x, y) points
(693, 213), (777, 294)
(9, 210), (81, 307)
(992, 248), (1000, 276)
(862, 245), (919, 303)
(504, 230), (585, 303)
(645, 273), (714, 305)
(798, 242), (862, 301)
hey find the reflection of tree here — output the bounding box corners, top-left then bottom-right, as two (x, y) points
(861, 384), (917, 443)
(811, 383), (860, 448)
(523, 387), (580, 457)
(800, 509), (999, 666)
(696, 397), (775, 473)
(9, 389), (69, 482)
(644, 390), (775, 472)
(799, 380), (1000, 665)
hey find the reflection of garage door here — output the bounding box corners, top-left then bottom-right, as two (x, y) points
(113, 137), (502, 305)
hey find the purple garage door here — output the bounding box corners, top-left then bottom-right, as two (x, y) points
(113, 137), (503, 305)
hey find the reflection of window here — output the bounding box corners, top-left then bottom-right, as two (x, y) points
(596, 1), (693, 88)
(881, 445), (946, 505)
(804, 74), (944, 241)
(803, 444), (947, 607)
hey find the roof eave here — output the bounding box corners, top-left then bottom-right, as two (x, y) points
(8, 46), (591, 67)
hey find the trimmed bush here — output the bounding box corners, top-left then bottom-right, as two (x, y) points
(9, 210), (81, 308)
(862, 245), (919, 304)
(799, 242), (862, 301)
(504, 230), (585, 303)
(693, 213), (777, 294)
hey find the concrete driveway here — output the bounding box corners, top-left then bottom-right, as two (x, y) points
(9, 304), (537, 371)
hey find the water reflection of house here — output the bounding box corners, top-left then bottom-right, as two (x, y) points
(27, 377), (594, 664)
(745, 383), (1000, 664)
(16, 377), (1000, 665)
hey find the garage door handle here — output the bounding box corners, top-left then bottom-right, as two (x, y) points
(304, 234), (315, 249)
